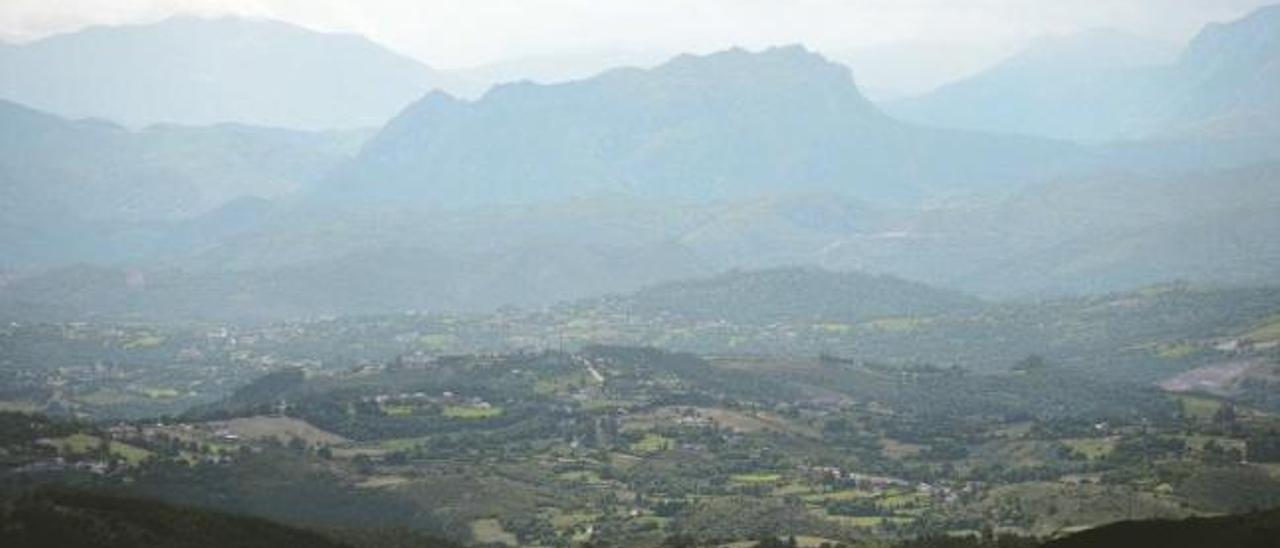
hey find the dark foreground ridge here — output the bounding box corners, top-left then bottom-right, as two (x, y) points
(0, 489), (352, 548)
(1040, 506), (1280, 548)
(3, 486), (1277, 548)
(0, 489), (458, 548)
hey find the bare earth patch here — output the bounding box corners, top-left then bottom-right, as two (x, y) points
(1159, 360), (1267, 396)
(209, 416), (348, 445)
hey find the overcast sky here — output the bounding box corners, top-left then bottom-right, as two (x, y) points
(2, 1), (1275, 94)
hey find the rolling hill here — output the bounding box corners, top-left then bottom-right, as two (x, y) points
(592, 266), (982, 324)
(813, 161), (1280, 297)
(4, 154), (1278, 319)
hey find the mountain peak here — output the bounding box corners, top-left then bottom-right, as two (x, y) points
(156, 14), (293, 27)
(650, 44), (856, 87)
(328, 36), (1089, 210)
(666, 44), (824, 64)
(67, 15), (320, 44)
(1183, 2), (1280, 70)
(335, 42), (920, 207)
(471, 45), (859, 100)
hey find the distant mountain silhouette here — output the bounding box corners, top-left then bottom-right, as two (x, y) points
(889, 5), (1280, 142)
(1165, 4), (1280, 138)
(0, 99), (360, 268)
(886, 29), (1175, 142)
(0, 16), (444, 130)
(0, 99), (359, 222)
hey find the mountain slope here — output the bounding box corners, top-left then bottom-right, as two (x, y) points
(322, 45), (1090, 207)
(0, 99), (360, 224)
(889, 5), (1280, 142)
(816, 161), (1280, 297)
(0, 99), (364, 269)
(886, 29), (1175, 142)
(0, 16), (442, 130)
(1161, 4), (1280, 138)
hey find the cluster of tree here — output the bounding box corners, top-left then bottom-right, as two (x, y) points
(1246, 430), (1280, 463)
(824, 499), (893, 517)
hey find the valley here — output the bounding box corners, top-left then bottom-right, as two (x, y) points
(3, 270), (1279, 546)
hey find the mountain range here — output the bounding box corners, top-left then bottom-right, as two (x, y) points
(322, 45), (1093, 207)
(0, 5), (1278, 319)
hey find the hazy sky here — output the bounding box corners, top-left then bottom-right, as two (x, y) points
(2, 1), (1275, 94)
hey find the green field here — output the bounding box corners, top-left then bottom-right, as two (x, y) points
(0, 400), (40, 412)
(417, 333), (458, 351)
(821, 514), (914, 528)
(109, 441), (153, 464)
(802, 489), (878, 502)
(469, 518), (518, 545)
(375, 436), (430, 451)
(123, 335), (166, 349)
(879, 491), (928, 509)
(77, 389), (135, 406)
(730, 473), (783, 484)
(1063, 437), (1117, 460)
(1246, 314), (1280, 343)
(1177, 395), (1223, 421)
(382, 404), (416, 416)
(43, 434), (152, 465)
(865, 317), (925, 332)
(630, 433), (672, 454)
(813, 323), (853, 333)
(1155, 342), (1197, 359)
(141, 387), (181, 399)
(443, 404), (504, 419)
(50, 433), (101, 453)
